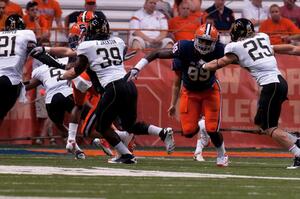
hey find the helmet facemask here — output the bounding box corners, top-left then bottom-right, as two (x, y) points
(194, 35), (217, 55)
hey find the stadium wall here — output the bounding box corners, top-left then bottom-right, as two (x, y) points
(1, 53), (300, 148)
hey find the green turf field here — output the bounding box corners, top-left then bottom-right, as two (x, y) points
(0, 150), (300, 199)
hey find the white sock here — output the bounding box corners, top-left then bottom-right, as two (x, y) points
(289, 145), (300, 157)
(148, 125), (162, 136)
(68, 123), (78, 141)
(114, 141), (132, 155)
(116, 130), (133, 146)
(194, 139), (204, 155)
(287, 133), (298, 144)
(216, 142), (226, 157)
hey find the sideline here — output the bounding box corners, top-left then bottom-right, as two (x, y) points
(29, 149), (294, 158)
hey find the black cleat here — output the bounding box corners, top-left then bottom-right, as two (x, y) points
(75, 151), (86, 160)
(108, 154), (137, 164)
(287, 156), (300, 169)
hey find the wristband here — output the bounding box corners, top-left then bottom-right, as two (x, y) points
(45, 47), (51, 53)
(134, 58), (148, 71)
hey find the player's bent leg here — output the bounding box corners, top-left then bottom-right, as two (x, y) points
(126, 122), (175, 154)
(264, 127), (300, 169)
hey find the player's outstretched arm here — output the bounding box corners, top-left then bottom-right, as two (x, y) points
(203, 54), (238, 71)
(168, 72), (181, 118)
(273, 44), (300, 56)
(59, 55), (88, 81)
(125, 49), (174, 81)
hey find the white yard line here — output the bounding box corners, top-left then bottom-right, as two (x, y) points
(0, 165), (299, 181)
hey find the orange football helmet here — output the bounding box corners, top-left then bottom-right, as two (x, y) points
(68, 22), (87, 50)
(194, 23), (219, 54)
(77, 11), (96, 23)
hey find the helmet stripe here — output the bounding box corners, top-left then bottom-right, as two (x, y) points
(205, 23), (211, 36)
(82, 11), (87, 22)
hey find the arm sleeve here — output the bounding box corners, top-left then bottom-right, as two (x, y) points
(172, 41), (183, 58)
(33, 53), (65, 69)
(224, 43), (235, 55)
(172, 58), (182, 71)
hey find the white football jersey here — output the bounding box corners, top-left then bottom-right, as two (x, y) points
(0, 30), (37, 85)
(31, 57), (73, 104)
(225, 32), (281, 86)
(77, 36), (126, 87)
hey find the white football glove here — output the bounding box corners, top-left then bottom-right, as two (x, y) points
(125, 68), (140, 82)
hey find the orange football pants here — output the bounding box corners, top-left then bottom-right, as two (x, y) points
(179, 81), (221, 136)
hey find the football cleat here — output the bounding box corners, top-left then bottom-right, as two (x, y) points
(93, 138), (113, 156)
(66, 140), (77, 154)
(161, 128), (175, 154)
(75, 150), (86, 160)
(286, 156), (300, 169)
(108, 154), (137, 164)
(216, 154), (229, 167)
(193, 153), (205, 162)
(66, 140), (85, 159)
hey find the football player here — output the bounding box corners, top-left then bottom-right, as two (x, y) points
(58, 17), (175, 164)
(24, 57), (88, 158)
(0, 14), (64, 127)
(203, 18), (300, 169)
(127, 23), (228, 166)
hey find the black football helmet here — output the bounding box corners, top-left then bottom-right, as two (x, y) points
(5, 14), (26, 31)
(230, 18), (254, 42)
(86, 17), (110, 40)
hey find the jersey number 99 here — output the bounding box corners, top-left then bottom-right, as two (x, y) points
(188, 66), (210, 81)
